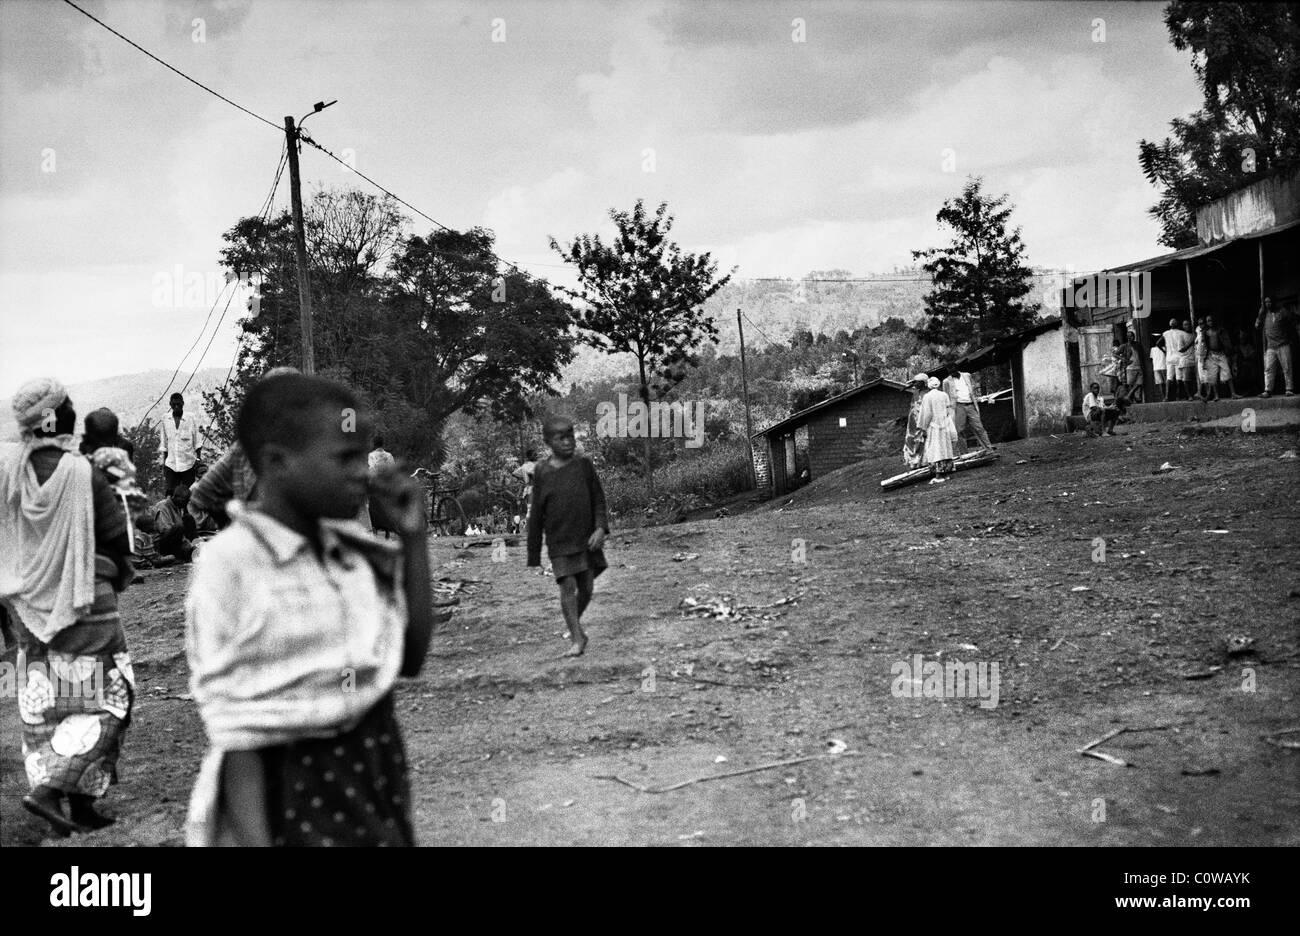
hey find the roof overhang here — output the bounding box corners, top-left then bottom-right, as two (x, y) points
(754, 376), (912, 438)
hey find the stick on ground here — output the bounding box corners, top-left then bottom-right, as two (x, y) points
(594, 751), (865, 794)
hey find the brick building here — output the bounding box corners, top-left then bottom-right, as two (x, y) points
(751, 377), (913, 498)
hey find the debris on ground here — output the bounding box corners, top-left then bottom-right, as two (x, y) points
(1225, 635), (1256, 657)
(1077, 726), (1130, 766)
(594, 750), (864, 794)
(1152, 462), (1177, 474)
(1262, 729), (1300, 751)
(1280, 450), (1297, 460)
(1182, 665), (1223, 680)
(678, 593), (800, 623)
(671, 552), (701, 562)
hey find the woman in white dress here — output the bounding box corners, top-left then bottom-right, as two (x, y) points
(918, 376), (957, 480)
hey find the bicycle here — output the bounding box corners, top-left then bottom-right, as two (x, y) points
(411, 468), (469, 537)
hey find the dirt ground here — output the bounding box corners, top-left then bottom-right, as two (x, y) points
(3, 422), (1298, 847)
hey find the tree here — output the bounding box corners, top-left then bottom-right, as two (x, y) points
(1138, 2), (1300, 248)
(202, 188), (577, 468)
(385, 227), (577, 429)
(551, 200), (733, 492)
(911, 177), (1040, 358)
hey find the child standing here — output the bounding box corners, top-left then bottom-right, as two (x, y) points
(526, 417), (608, 657)
(184, 374), (436, 846)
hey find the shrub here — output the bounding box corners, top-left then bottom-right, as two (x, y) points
(600, 439), (753, 526)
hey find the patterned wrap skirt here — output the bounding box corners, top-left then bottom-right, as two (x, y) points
(260, 694), (414, 847)
(18, 558), (133, 798)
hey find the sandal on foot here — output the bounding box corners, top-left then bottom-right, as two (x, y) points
(22, 795), (82, 836)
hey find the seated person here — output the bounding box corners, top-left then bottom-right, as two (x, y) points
(149, 483), (198, 562)
(1083, 382), (1120, 436)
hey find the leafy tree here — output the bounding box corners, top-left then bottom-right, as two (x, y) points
(551, 199), (733, 492)
(1139, 2), (1300, 248)
(911, 177), (1040, 359)
(202, 188), (576, 468)
(121, 421), (162, 499)
(386, 227), (577, 428)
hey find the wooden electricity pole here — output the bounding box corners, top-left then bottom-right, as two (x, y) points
(284, 116), (315, 375)
(737, 307), (756, 488)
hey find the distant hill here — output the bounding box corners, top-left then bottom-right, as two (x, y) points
(557, 274), (933, 387)
(0, 368), (227, 442)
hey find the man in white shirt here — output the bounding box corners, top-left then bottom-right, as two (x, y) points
(942, 369), (993, 454)
(1160, 318), (1194, 401)
(160, 392), (202, 495)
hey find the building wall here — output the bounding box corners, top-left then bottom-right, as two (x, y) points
(1020, 327), (1072, 435)
(805, 389), (912, 478)
(751, 437), (771, 492)
(1196, 168), (1300, 244)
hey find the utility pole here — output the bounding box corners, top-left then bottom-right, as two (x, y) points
(737, 308), (756, 489)
(284, 116), (315, 375)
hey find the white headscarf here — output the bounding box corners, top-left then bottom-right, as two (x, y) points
(11, 376), (67, 439)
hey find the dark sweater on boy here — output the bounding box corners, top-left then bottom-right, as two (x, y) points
(526, 456), (609, 565)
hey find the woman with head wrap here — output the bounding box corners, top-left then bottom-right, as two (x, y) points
(902, 373), (929, 469)
(0, 378), (135, 836)
(918, 376), (957, 480)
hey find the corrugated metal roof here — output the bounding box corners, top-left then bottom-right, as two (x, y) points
(1106, 217), (1300, 273)
(753, 376), (912, 438)
(949, 316), (1063, 372)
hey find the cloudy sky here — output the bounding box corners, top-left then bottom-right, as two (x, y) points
(0, 0), (1203, 396)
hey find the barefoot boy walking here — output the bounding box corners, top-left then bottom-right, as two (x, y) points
(184, 374), (436, 846)
(526, 417), (609, 657)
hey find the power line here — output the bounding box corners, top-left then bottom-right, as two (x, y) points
(59, 0), (283, 134)
(206, 146), (291, 411)
(138, 150), (288, 428)
(258, 142), (289, 220)
(137, 279), (236, 428)
(181, 284), (239, 394)
(740, 311), (778, 349)
(297, 129), (590, 306)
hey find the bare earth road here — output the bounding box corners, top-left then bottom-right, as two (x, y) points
(3, 423), (1298, 847)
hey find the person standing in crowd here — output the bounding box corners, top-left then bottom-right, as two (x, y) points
(513, 448), (538, 530)
(1149, 333), (1166, 403)
(1099, 338), (1123, 395)
(1179, 320), (1199, 402)
(367, 435), (397, 538)
(0, 378), (136, 837)
(160, 392), (202, 495)
(1121, 330), (1144, 404)
(1198, 314), (1241, 401)
(80, 408), (133, 462)
(902, 373), (929, 469)
(1161, 318), (1193, 401)
(942, 368), (993, 454)
(1257, 296), (1296, 397)
(1234, 324), (1258, 395)
(917, 376), (956, 482)
(187, 368), (299, 528)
